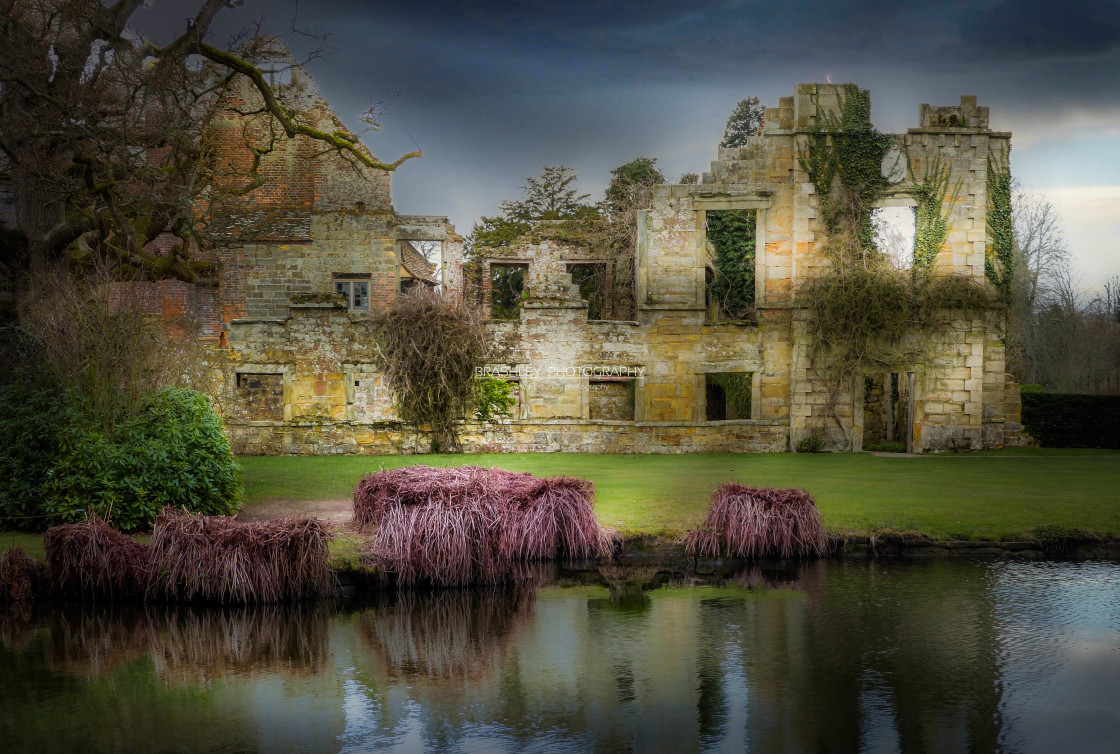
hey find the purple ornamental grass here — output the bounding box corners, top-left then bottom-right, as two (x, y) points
(0, 546), (45, 602)
(353, 466), (613, 586)
(685, 483), (828, 560)
(43, 515), (150, 598)
(147, 509), (333, 603)
(41, 510), (333, 603)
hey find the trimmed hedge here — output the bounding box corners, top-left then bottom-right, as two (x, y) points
(1020, 392), (1120, 449)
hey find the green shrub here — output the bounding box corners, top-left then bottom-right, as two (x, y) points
(44, 388), (241, 531)
(0, 370), (69, 526)
(1020, 392), (1120, 449)
(865, 442), (907, 453)
(797, 433), (824, 453)
(1, 384), (240, 532)
(474, 376), (516, 422)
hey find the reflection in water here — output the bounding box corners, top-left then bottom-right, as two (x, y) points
(357, 585), (535, 682)
(1, 560), (1118, 753)
(30, 602), (332, 681)
(597, 563), (661, 611)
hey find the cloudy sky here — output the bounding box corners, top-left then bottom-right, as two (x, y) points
(139, 0), (1119, 286)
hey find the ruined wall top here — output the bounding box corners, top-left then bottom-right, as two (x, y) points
(760, 85), (995, 135)
(916, 95), (990, 131)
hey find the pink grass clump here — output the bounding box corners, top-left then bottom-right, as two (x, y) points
(0, 546), (45, 602)
(684, 484), (829, 560)
(43, 515), (150, 598)
(147, 509), (334, 603)
(353, 465), (613, 586)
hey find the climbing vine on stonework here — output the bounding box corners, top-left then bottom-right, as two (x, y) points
(707, 372), (752, 417)
(795, 85), (1004, 449)
(798, 84), (895, 267)
(706, 209), (756, 319)
(911, 153), (962, 276)
(985, 150), (1014, 302)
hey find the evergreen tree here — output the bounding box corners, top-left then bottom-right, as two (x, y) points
(605, 157), (665, 216)
(720, 97), (765, 148)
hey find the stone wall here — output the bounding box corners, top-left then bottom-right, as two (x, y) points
(209, 82), (1025, 455)
(227, 418), (789, 455)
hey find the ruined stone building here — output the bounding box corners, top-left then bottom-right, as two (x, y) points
(89, 69), (1025, 454)
(454, 86), (1026, 454)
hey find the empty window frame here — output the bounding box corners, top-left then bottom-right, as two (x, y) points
(334, 276), (370, 311)
(589, 379), (635, 421)
(704, 209), (756, 320)
(260, 59), (292, 88)
(490, 263), (527, 320)
(872, 206), (917, 271)
(475, 376), (520, 420)
(236, 372), (283, 421)
(568, 263), (607, 320)
(705, 372), (752, 421)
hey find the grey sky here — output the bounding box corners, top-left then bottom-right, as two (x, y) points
(137, 0), (1120, 284)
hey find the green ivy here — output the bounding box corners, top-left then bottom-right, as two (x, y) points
(911, 154), (961, 275)
(985, 151), (1014, 302)
(799, 84), (894, 263)
(474, 377), (516, 422)
(706, 209), (756, 318)
(707, 372), (752, 417)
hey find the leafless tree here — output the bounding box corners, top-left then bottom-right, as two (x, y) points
(0, 0), (418, 285)
(1007, 187), (1070, 383)
(1012, 227), (1120, 394)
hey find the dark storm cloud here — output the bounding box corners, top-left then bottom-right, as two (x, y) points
(289, 0), (1120, 108)
(963, 0), (1120, 58)
(128, 0), (1120, 280)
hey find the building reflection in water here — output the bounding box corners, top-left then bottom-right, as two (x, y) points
(3, 560), (1119, 752)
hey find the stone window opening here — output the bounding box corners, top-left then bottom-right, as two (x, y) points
(476, 375), (521, 420)
(235, 372), (283, 422)
(260, 59), (292, 89)
(490, 263), (527, 320)
(872, 206), (917, 271)
(704, 372), (753, 421)
(333, 275), (370, 311)
(703, 209), (756, 320)
(567, 262), (608, 320)
(862, 371), (915, 451)
(588, 379), (635, 421)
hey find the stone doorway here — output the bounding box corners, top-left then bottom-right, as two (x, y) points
(863, 372), (914, 451)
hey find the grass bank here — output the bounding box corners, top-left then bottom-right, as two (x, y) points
(237, 448), (1120, 541)
(5, 449), (1118, 557)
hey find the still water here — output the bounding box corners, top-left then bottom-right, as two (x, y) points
(2, 559), (1119, 753)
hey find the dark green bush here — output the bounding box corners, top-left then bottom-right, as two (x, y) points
(1, 386), (241, 532)
(0, 370), (67, 526)
(865, 442), (907, 453)
(1020, 392), (1120, 449)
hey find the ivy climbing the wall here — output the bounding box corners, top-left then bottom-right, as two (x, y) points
(796, 85), (1000, 449)
(911, 153), (961, 276)
(985, 150), (1014, 302)
(799, 84), (894, 267)
(706, 209), (756, 319)
(706, 372), (752, 419)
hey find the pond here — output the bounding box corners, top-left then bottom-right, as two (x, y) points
(2, 559), (1118, 753)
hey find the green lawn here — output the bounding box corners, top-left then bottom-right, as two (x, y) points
(0, 531), (48, 560)
(237, 448), (1120, 540)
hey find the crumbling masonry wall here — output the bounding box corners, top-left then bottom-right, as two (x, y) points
(211, 83), (1024, 454)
